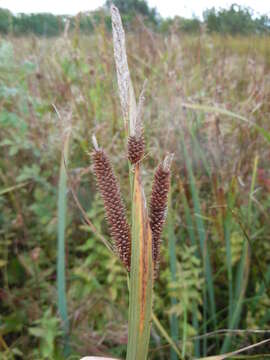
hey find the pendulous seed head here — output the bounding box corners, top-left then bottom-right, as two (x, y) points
(149, 155), (173, 278)
(128, 135), (144, 164)
(92, 146), (131, 270)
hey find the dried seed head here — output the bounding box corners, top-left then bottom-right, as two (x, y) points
(92, 147), (131, 270)
(128, 135), (144, 164)
(149, 155), (173, 278)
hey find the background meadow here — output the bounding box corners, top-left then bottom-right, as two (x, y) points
(1, 2), (270, 359)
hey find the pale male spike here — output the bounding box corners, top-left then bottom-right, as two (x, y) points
(135, 79), (148, 138)
(92, 134), (99, 151)
(162, 153), (174, 172)
(111, 5), (131, 121)
(111, 4), (137, 137)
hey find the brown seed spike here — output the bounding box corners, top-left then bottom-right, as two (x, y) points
(92, 148), (131, 270)
(128, 135), (144, 164)
(149, 156), (172, 278)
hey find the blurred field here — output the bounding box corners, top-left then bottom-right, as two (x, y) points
(1, 25), (270, 359)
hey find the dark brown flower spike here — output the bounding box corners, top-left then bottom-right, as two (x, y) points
(92, 135), (131, 270)
(128, 135), (144, 164)
(149, 154), (173, 277)
(127, 80), (147, 164)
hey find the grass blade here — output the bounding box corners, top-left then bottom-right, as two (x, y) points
(182, 304), (188, 359)
(190, 130), (212, 179)
(180, 133), (217, 330)
(167, 189), (179, 360)
(57, 128), (71, 355)
(182, 103), (270, 144)
(224, 181), (236, 326)
(181, 185), (200, 357)
(200, 338), (270, 360)
(152, 312), (182, 359)
(126, 164), (153, 360)
(221, 155), (258, 353)
(0, 182), (29, 196)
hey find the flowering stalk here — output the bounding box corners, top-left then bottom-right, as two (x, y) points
(128, 135), (144, 165)
(86, 6), (175, 360)
(92, 136), (131, 270)
(150, 155), (173, 277)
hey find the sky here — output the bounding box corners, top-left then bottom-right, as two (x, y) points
(0, 0), (269, 19)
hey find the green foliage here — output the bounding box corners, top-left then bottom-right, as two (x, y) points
(106, 0), (160, 26)
(0, 8), (12, 34)
(160, 16), (201, 34)
(168, 245), (203, 320)
(203, 4), (270, 35)
(77, 14), (94, 33)
(12, 13), (64, 36)
(179, 18), (201, 33)
(28, 309), (63, 359)
(2, 2), (269, 37)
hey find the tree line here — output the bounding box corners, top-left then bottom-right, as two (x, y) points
(0, 1), (269, 36)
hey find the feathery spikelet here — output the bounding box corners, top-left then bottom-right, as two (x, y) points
(128, 135), (144, 164)
(149, 155), (173, 277)
(92, 144), (131, 270)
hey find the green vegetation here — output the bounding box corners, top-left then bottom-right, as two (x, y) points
(0, 2), (270, 36)
(1, 3), (270, 359)
(203, 4), (270, 35)
(106, 0), (159, 26)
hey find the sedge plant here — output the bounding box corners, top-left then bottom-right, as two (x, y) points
(87, 5), (173, 360)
